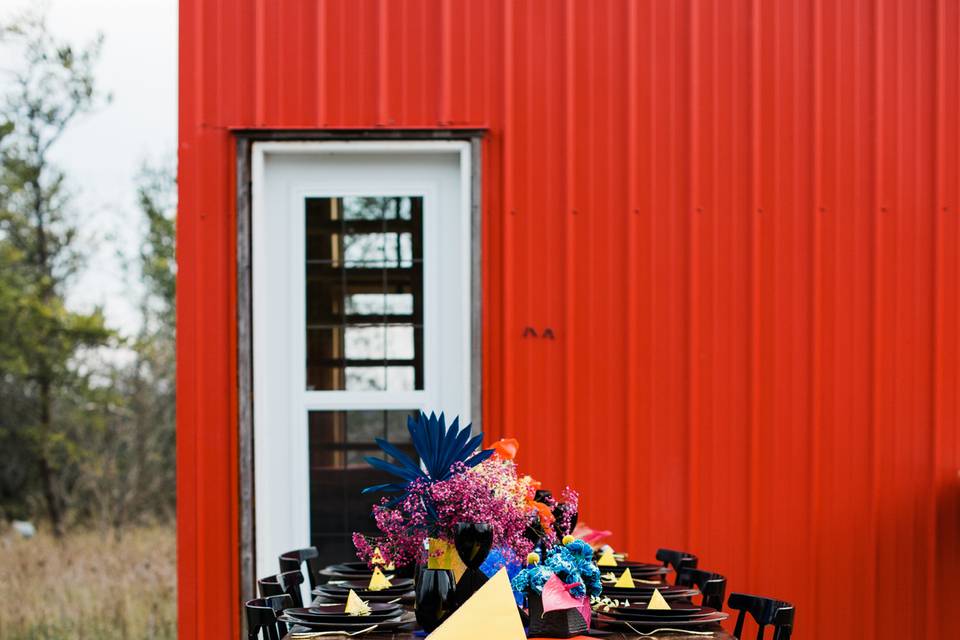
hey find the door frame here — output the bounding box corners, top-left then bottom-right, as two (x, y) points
(233, 129), (484, 608)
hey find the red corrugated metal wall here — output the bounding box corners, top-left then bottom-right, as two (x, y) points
(177, 1), (960, 637)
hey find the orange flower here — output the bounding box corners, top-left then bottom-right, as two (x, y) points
(492, 438), (520, 460)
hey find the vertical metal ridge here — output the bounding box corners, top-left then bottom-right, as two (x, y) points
(687, 0), (702, 551)
(254, 0), (265, 124)
(440, 0), (452, 124)
(809, 0), (823, 629)
(501, 0), (514, 459)
(869, 0), (885, 634)
(315, 0), (326, 124)
(931, 1), (948, 634)
(562, 0), (575, 476)
(623, 0), (639, 549)
(377, 0), (388, 125)
(747, 0), (763, 588)
(928, 0), (944, 634)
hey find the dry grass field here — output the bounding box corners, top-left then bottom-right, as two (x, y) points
(0, 524), (176, 640)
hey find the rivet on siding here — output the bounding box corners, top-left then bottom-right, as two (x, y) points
(572, 209), (579, 216)
(757, 208), (763, 213)
(819, 206), (827, 213)
(881, 207), (888, 212)
(633, 209), (640, 215)
(510, 209), (517, 216)
(943, 206), (950, 212)
(696, 207), (703, 213)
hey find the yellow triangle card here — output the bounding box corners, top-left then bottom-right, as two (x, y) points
(426, 568), (525, 640)
(344, 589), (370, 615)
(597, 549), (617, 567)
(614, 568), (635, 588)
(368, 566), (392, 591)
(371, 547), (386, 566)
(648, 588), (671, 610)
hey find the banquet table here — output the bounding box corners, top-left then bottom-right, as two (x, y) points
(282, 627), (736, 639)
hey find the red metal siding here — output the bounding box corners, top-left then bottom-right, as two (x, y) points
(177, 1), (960, 638)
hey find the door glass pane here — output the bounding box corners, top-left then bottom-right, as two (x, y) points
(309, 410), (416, 565)
(305, 196), (424, 391)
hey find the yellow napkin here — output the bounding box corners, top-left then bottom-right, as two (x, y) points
(371, 547), (386, 565)
(368, 566), (392, 591)
(426, 568), (525, 639)
(597, 549), (617, 567)
(614, 568), (635, 588)
(344, 589), (370, 615)
(647, 588), (671, 610)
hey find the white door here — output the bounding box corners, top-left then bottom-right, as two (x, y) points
(251, 141), (473, 583)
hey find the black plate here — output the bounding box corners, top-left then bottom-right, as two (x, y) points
(279, 613), (416, 633)
(594, 611), (728, 630)
(312, 585), (413, 600)
(282, 604), (402, 624)
(312, 588), (414, 603)
(600, 587), (699, 600)
(279, 613), (407, 632)
(603, 605), (719, 620)
(322, 578), (414, 591)
(289, 603), (402, 613)
(598, 561), (669, 573)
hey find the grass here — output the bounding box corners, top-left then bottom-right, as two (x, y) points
(0, 524), (176, 640)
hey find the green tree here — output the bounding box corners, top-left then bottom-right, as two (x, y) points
(80, 162), (176, 535)
(0, 15), (112, 536)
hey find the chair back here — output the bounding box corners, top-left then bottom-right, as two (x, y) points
(245, 598), (282, 640)
(258, 570), (306, 608)
(279, 547), (322, 591)
(727, 592), (795, 640)
(655, 548), (698, 581)
(676, 567), (726, 610)
(264, 594), (293, 637)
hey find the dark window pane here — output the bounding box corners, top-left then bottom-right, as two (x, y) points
(305, 196), (424, 391)
(308, 410), (417, 566)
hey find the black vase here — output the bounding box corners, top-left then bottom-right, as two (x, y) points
(552, 503), (579, 539)
(453, 522), (493, 607)
(415, 568), (456, 632)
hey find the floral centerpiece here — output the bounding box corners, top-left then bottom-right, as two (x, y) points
(511, 536), (603, 638)
(352, 412), (578, 571)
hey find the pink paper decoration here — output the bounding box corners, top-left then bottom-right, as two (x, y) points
(541, 574), (582, 613)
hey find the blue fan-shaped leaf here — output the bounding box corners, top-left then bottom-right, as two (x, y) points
(361, 482), (407, 494)
(437, 418), (472, 476)
(426, 412), (443, 473)
(365, 456), (420, 481)
(452, 434), (485, 471)
(464, 448), (495, 469)
(363, 411), (495, 505)
(407, 414), (429, 465)
(375, 438), (424, 479)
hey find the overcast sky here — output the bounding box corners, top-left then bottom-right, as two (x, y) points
(1, 0), (177, 333)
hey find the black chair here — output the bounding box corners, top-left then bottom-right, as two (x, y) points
(264, 595), (293, 636)
(727, 592), (795, 640)
(280, 547), (323, 591)
(258, 570), (306, 608)
(245, 596), (291, 640)
(676, 567), (726, 610)
(655, 548), (698, 581)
